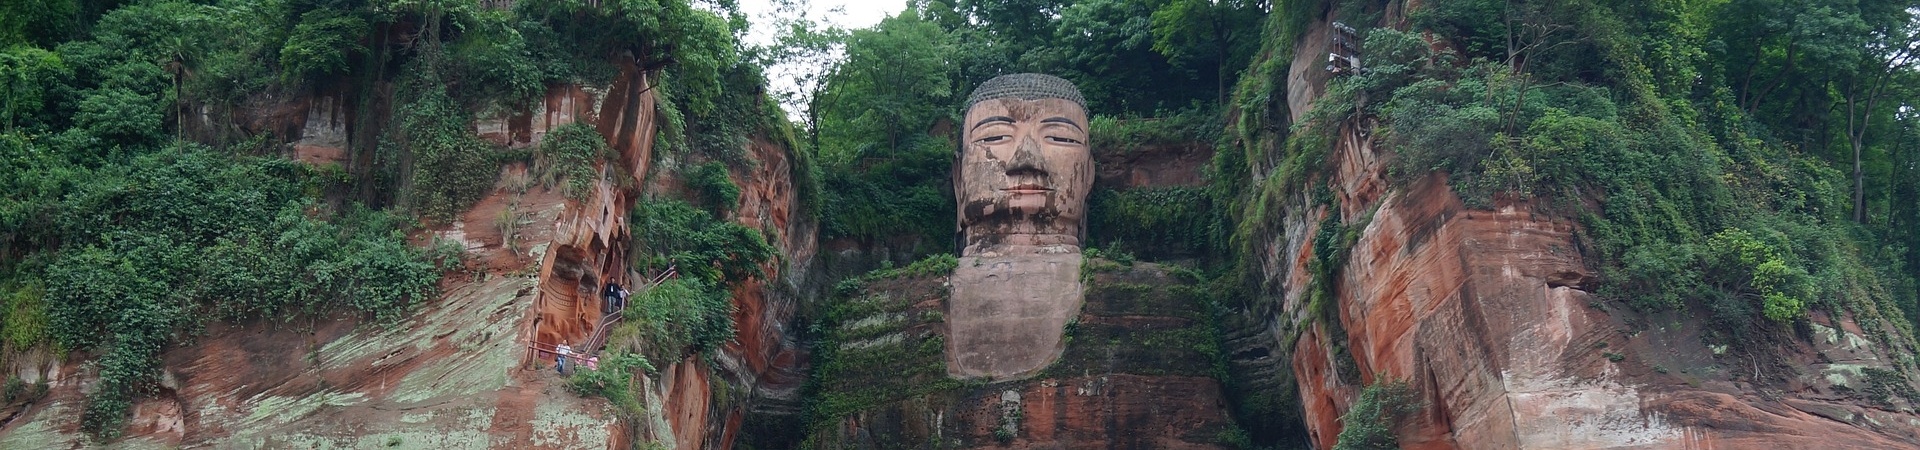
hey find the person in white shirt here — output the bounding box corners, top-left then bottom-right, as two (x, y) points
(556, 343), (572, 374)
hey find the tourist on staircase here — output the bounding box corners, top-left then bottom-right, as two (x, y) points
(602, 282), (623, 314)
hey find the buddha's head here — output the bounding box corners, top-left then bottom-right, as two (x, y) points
(955, 73), (1092, 256)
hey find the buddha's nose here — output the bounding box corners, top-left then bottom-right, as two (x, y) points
(1006, 136), (1048, 177)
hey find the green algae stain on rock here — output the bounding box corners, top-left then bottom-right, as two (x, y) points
(239, 390), (368, 429)
(532, 394), (614, 447)
(351, 430), (495, 450)
(0, 401), (84, 449)
(389, 288), (523, 403)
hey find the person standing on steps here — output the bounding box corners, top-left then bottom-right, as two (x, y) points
(616, 284), (630, 311)
(603, 281), (622, 315)
(556, 343), (572, 374)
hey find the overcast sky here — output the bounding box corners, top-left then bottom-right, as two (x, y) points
(738, 0), (907, 119)
(739, 0), (904, 46)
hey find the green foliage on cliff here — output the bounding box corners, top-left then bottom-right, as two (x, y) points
(630, 199), (776, 286)
(1223, 0), (1920, 356)
(1198, 0), (1920, 445)
(533, 123), (613, 201)
(1088, 186), (1217, 257)
(566, 351), (654, 419)
(1331, 380), (1420, 450)
(4, 148), (449, 438)
(862, 253), (958, 281)
(686, 161), (742, 212)
(620, 278), (736, 365)
(1088, 107), (1221, 153)
(808, 9), (957, 249)
(0, 0), (799, 441)
(802, 282), (962, 442)
(0, 278), (47, 350)
(279, 9), (369, 83)
(388, 59), (501, 222)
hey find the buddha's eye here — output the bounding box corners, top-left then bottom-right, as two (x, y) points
(978, 135), (1010, 143)
(1047, 136), (1082, 145)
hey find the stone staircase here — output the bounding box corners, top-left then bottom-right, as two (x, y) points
(581, 264), (677, 357)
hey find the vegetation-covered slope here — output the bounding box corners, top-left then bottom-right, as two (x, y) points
(0, 0), (793, 441)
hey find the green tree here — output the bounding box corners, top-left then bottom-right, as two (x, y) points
(0, 0), (79, 47)
(1836, 2), (1919, 223)
(279, 9), (369, 83)
(754, 6), (847, 146)
(816, 8), (953, 159)
(1044, 0), (1189, 114)
(0, 46), (74, 132)
(1332, 380), (1420, 450)
(1150, 0), (1264, 105)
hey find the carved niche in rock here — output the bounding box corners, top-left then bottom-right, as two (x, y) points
(947, 73), (1092, 380)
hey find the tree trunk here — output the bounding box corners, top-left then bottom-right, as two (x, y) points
(1747, 39), (1798, 114)
(1855, 138), (1867, 223)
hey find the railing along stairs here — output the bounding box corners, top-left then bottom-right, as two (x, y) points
(580, 264), (677, 358)
(526, 264), (677, 371)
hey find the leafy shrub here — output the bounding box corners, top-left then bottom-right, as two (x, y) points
(1704, 229), (1813, 323)
(1331, 380), (1421, 450)
(817, 137), (954, 247)
(1088, 107), (1222, 154)
(74, 86), (165, 148)
(391, 73), (499, 222)
(533, 122), (611, 201)
(686, 161), (741, 212)
(280, 9), (370, 83)
(862, 253), (956, 280)
(1, 278), (48, 349)
(567, 351), (653, 418)
(621, 278), (735, 365)
(0, 46), (75, 133)
(630, 199), (776, 285)
(446, 9), (547, 105)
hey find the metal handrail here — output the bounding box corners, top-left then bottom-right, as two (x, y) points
(580, 265), (677, 357)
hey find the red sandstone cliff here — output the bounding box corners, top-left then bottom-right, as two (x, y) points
(1249, 8), (1920, 450)
(0, 54), (816, 449)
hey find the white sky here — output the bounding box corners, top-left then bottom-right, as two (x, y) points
(739, 0), (905, 46)
(738, 0), (908, 120)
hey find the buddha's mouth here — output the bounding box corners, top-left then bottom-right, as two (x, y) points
(1002, 184), (1053, 195)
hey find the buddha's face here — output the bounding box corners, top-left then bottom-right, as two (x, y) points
(955, 97), (1092, 255)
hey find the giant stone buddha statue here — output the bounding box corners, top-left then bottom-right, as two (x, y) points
(947, 73), (1092, 379)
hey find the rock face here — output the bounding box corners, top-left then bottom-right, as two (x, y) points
(528, 60), (657, 352)
(807, 260), (1241, 448)
(0, 55), (820, 449)
(0, 260), (626, 449)
(710, 135), (818, 447)
(1092, 141), (1213, 191)
(1243, 9), (1920, 450)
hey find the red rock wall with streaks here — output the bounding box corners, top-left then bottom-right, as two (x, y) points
(1260, 8), (1920, 450)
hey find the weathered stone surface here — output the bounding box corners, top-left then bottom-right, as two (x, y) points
(0, 275), (623, 450)
(947, 254), (1084, 380)
(1092, 141), (1213, 191)
(809, 261), (1240, 449)
(1253, 10), (1920, 449)
(956, 75), (1094, 257)
(949, 73), (1096, 380)
(0, 54), (798, 449)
